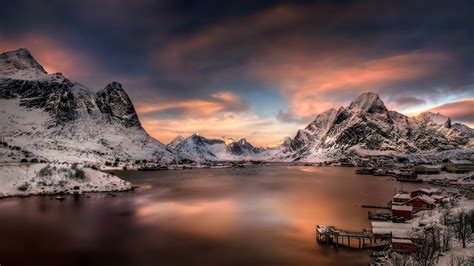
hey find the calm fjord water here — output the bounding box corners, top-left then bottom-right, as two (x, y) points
(0, 166), (424, 265)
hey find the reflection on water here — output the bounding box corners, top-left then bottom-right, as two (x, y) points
(0, 166), (424, 265)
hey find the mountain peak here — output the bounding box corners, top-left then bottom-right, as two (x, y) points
(104, 81), (124, 91)
(348, 92), (387, 113)
(417, 111), (451, 128)
(0, 48), (48, 79)
(95, 82), (141, 128)
(167, 135), (185, 149)
(218, 136), (235, 145)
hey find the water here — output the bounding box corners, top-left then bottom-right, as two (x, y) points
(0, 166), (424, 265)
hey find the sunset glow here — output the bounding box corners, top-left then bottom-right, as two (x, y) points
(1, 1), (472, 146)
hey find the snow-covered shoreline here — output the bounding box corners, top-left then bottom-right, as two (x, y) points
(0, 163), (132, 199)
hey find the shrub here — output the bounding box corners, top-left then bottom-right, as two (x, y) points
(68, 168), (86, 180)
(74, 169), (86, 180)
(37, 165), (53, 177)
(17, 182), (29, 191)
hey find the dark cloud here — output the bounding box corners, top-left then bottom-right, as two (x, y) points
(390, 96), (426, 108)
(277, 110), (312, 124)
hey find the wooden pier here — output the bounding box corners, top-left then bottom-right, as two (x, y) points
(316, 225), (388, 250)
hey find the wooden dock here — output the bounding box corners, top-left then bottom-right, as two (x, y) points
(316, 225), (388, 250)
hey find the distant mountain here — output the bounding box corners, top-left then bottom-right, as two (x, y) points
(227, 138), (263, 156)
(166, 134), (267, 162)
(0, 48), (175, 163)
(277, 92), (473, 161)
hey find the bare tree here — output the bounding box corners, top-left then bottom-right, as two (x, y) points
(390, 252), (416, 266)
(440, 226), (454, 252)
(411, 226), (442, 266)
(453, 210), (472, 248)
(448, 253), (469, 266)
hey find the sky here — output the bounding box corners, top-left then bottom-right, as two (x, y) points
(0, 0), (473, 146)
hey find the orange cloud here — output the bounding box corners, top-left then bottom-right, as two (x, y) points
(427, 98), (474, 127)
(135, 91), (248, 117)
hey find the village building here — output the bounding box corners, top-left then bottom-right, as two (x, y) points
(393, 193), (411, 204)
(446, 159), (474, 173)
(391, 205), (413, 220)
(404, 195), (436, 211)
(391, 238), (416, 253)
(412, 164), (441, 174)
(410, 188), (440, 198)
(371, 221), (413, 239)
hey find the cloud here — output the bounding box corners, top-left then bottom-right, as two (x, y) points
(427, 98), (474, 127)
(135, 91), (248, 117)
(251, 49), (456, 116)
(276, 110), (312, 124)
(388, 96), (426, 109)
(1, 0), (473, 144)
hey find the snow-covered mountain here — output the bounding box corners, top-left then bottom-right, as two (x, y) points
(277, 92), (473, 161)
(227, 138), (263, 156)
(166, 134), (267, 162)
(0, 48), (175, 164)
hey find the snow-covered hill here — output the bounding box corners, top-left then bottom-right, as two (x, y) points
(277, 92), (473, 162)
(0, 163), (131, 198)
(0, 48), (175, 164)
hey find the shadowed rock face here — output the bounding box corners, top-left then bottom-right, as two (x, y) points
(227, 138), (260, 155)
(0, 77), (140, 129)
(0, 48), (175, 163)
(0, 49), (141, 128)
(283, 92), (473, 161)
(96, 81), (141, 128)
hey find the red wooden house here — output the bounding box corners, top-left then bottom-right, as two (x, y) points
(391, 205), (413, 219)
(404, 195), (435, 211)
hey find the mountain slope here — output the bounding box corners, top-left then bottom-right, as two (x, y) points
(277, 92), (473, 161)
(0, 48), (175, 164)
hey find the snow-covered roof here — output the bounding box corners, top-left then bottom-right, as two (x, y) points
(394, 193), (411, 199)
(448, 159), (473, 165)
(392, 205), (413, 211)
(431, 195), (446, 200)
(414, 165), (441, 169)
(371, 222), (414, 238)
(410, 195), (436, 204)
(412, 188), (438, 194)
(392, 238), (413, 244)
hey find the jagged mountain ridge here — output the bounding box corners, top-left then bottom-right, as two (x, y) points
(166, 134), (266, 162)
(278, 92), (473, 161)
(0, 48), (175, 163)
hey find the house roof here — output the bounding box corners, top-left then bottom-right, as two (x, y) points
(415, 165), (441, 169)
(448, 159), (473, 164)
(431, 195), (446, 200)
(371, 222), (414, 238)
(412, 188), (440, 194)
(408, 195), (436, 205)
(392, 205), (413, 211)
(392, 238), (413, 244)
(394, 193), (411, 199)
